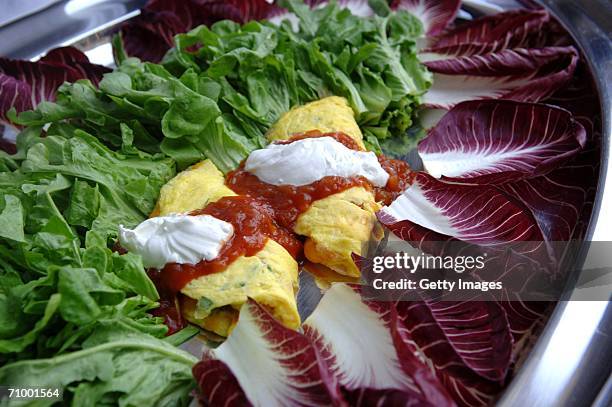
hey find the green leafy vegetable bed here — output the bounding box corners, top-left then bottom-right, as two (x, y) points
(12, 0), (430, 172)
(0, 128), (199, 405)
(0, 0), (431, 405)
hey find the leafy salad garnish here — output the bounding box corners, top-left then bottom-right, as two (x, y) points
(0, 127), (200, 404)
(10, 0), (432, 173)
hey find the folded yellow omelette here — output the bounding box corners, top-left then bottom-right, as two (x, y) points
(267, 96), (383, 278)
(153, 160), (300, 337)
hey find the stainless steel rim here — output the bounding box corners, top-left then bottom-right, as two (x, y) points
(499, 1), (612, 405)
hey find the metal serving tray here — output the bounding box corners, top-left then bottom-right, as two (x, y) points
(1, 1), (610, 405)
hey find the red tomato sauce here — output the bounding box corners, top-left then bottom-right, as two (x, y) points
(227, 131), (370, 229)
(226, 170), (372, 229)
(146, 270), (187, 335)
(375, 155), (416, 205)
(151, 196), (302, 295)
(226, 131), (415, 225)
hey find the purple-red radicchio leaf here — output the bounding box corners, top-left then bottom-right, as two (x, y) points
(395, 301), (513, 406)
(417, 100), (587, 183)
(378, 172), (546, 245)
(39, 46), (110, 85)
(396, 301), (513, 382)
(193, 359), (251, 407)
(0, 46), (110, 151)
(195, 299), (343, 406)
(421, 9), (552, 58)
(0, 47), (109, 113)
(376, 170), (558, 279)
(342, 387), (436, 407)
(303, 283), (454, 406)
(421, 47), (579, 109)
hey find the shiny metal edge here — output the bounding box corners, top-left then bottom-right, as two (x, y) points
(498, 1), (612, 406)
(0, 0), (145, 60)
(32, 9), (141, 61)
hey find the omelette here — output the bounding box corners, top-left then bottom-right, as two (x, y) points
(152, 159), (300, 337)
(146, 96), (385, 337)
(267, 96), (366, 150)
(152, 159), (236, 217)
(267, 96), (383, 278)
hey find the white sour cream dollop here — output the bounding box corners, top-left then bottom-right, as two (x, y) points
(118, 214), (234, 269)
(244, 136), (389, 187)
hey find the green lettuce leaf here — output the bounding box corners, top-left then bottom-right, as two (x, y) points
(0, 126), (174, 362)
(0, 326), (197, 407)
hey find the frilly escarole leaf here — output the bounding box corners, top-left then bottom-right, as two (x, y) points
(9, 60), (255, 172)
(7, 1), (434, 166)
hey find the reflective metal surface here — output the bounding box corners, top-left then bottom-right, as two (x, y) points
(0, 0), (62, 27)
(499, 1), (612, 406)
(0, 0), (145, 60)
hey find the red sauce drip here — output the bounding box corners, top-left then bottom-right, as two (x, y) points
(146, 270), (186, 335)
(156, 196), (302, 294)
(375, 155), (417, 205)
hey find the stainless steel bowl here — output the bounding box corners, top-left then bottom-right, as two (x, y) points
(1, 1), (610, 405)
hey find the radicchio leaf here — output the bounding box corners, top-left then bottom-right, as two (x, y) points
(199, 0), (289, 22)
(342, 387), (435, 406)
(546, 63), (602, 140)
(396, 301), (513, 382)
(193, 359), (251, 407)
(0, 47), (109, 150)
(377, 171), (559, 284)
(417, 100), (587, 183)
(39, 47), (110, 85)
(378, 172), (546, 245)
(303, 284), (416, 392)
(196, 299), (343, 406)
(498, 64), (600, 356)
(422, 47), (579, 109)
(430, 369), (502, 407)
(120, 9), (187, 63)
(540, 61), (601, 242)
(391, 0), (460, 36)
(303, 283), (454, 406)
(421, 9), (551, 59)
(498, 158), (594, 243)
(0, 75), (30, 127)
(500, 298), (550, 342)
(395, 301), (512, 407)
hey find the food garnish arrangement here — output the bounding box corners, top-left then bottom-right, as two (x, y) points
(0, 0), (600, 406)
